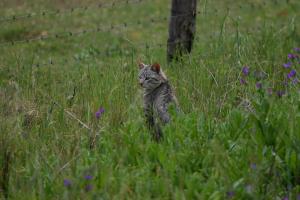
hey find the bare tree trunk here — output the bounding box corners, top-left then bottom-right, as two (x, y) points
(167, 0), (197, 63)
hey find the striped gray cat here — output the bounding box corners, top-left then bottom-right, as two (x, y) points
(138, 62), (179, 141)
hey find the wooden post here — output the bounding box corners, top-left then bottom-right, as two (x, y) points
(167, 0), (197, 63)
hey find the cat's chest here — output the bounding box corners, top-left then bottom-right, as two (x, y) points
(143, 83), (172, 101)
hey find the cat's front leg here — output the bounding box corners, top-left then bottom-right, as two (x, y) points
(144, 102), (163, 141)
(155, 104), (170, 125)
(143, 95), (155, 129)
(144, 106), (154, 129)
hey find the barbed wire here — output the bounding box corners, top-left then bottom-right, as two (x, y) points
(0, 0), (225, 25)
(0, 18), (163, 47)
(0, 11), (203, 48)
(29, 35), (201, 69)
(0, 0), (292, 25)
(0, 5), (268, 48)
(0, 0), (146, 24)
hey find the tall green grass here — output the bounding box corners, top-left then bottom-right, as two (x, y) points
(1, 0), (300, 199)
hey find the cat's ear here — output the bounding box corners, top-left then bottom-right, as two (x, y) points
(151, 63), (160, 73)
(137, 58), (147, 69)
(138, 62), (145, 69)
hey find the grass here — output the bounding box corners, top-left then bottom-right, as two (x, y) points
(0, 0), (300, 199)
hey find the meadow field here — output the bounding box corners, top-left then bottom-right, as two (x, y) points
(0, 0), (300, 199)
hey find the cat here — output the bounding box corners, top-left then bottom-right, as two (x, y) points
(138, 62), (179, 141)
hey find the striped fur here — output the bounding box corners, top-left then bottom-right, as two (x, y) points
(138, 63), (178, 141)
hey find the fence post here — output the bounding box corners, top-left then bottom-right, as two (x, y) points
(167, 0), (197, 63)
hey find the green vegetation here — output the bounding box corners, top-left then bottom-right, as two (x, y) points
(0, 0), (300, 199)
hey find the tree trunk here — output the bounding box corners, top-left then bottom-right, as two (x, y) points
(167, 0), (197, 63)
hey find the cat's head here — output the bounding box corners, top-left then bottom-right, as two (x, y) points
(138, 62), (167, 90)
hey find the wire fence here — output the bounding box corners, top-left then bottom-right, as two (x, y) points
(0, 0), (291, 70)
(0, 0), (147, 24)
(29, 35), (201, 69)
(0, 0), (206, 72)
(1, 0), (277, 47)
(0, 0), (281, 24)
(0, 10), (202, 47)
(2, 0), (228, 25)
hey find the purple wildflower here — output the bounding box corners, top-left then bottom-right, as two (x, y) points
(294, 47), (300, 52)
(242, 66), (250, 76)
(240, 78), (247, 85)
(287, 69), (296, 79)
(95, 107), (105, 119)
(283, 62), (292, 68)
(288, 54), (298, 59)
(256, 82), (262, 89)
(297, 193), (300, 200)
(250, 163), (257, 170)
(84, 175), (93, 180)
(85, 184), (93, 192)
(63, 179), (72, 187)
(227, 191), (235, 199)
(282, 196), (288, 200)
(277, 90), (285, 98)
